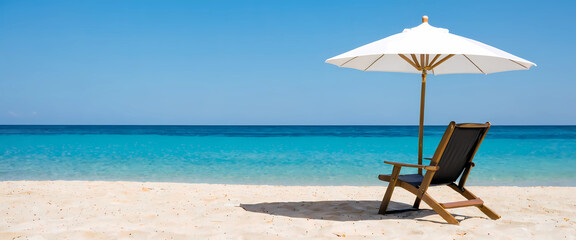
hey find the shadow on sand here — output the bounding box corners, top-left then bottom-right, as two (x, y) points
(240, 200), (479, 224)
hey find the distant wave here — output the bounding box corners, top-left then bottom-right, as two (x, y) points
(0, 125), (575, 139)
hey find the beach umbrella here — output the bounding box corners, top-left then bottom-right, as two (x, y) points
(325, 16), (535, 175)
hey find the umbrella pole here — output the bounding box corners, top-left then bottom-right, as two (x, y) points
(418, 70), (427, 175)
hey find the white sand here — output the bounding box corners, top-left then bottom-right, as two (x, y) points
(1, 181), (575, 239)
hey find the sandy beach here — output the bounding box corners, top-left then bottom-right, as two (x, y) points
(1, 181), (574, 239)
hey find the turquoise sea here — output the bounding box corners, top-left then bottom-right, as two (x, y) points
(0, 125), (575, 186)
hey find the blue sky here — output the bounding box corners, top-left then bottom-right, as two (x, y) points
(0, 0), (574, 125)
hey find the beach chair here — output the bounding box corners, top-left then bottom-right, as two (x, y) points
(377, 121), (500, 224)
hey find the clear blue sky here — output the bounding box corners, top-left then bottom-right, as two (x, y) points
(0, 0), (573, 125)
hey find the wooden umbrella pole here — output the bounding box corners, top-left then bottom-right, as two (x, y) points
(418, 70), (427, 175)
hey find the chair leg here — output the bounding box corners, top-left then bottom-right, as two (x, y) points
(378, 166), (401, 214)
(420, 193), (459, 224)
(412, 197), (422, 209)
(477, 205), (501, 220)
(413, 171), (436, 210)
(378, 181), (395, 214)
(448, 184), (501, 220)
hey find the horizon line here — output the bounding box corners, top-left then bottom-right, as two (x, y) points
(1, 124), (575, 127)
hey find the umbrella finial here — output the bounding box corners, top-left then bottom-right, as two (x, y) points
(422, 15), (428, 23)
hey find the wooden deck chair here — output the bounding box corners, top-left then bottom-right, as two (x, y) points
(378, 121), (500, 224)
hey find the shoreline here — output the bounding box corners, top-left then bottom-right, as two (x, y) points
(3, 179), (575, 187)
(2, 181), (575, 239)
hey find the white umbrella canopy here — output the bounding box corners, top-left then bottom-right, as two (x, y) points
(326, 17), (535, 74)
(325, 16), (535, 174)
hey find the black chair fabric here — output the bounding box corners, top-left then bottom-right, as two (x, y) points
(430, 127), (485, 184)
(398, 174), (424, 187)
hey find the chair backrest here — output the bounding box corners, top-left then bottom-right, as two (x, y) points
(429, 122), (490, 185)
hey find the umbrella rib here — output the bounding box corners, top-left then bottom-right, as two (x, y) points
(339, 56), (358, 67)
(398, 54), (420, 70)
(428, 54), (441, 68)
(429, 54), (455, 70)
(509, 59), (529, 69)
(363, 54), (385, 71)
(463, 54), (486, 74)
(410, 54), (421, 69)
(420, 54), (425, 68)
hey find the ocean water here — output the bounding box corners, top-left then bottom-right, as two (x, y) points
(0, 125), (575, 186)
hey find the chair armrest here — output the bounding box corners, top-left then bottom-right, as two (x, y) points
(383, 161), (439, 171)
